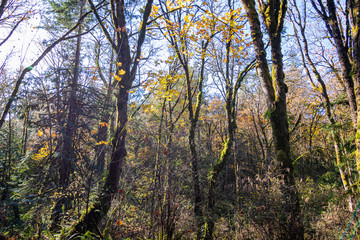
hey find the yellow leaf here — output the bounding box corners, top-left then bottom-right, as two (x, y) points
(116, 62), (122, 67)
(118, 69), (126, 75)
(114, 75), (122, 81)
(95, 141), (108, 145)
(152, 5), (159, 14)
(37, 130), (43, 137)
(184, 15), (190, 23)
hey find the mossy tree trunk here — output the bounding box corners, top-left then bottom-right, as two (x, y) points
(240, 0), (304, 238)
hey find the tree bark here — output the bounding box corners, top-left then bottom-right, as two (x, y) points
(0, 0), (7, 19)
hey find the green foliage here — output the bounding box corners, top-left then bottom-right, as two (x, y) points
(47, 0), (83, 28)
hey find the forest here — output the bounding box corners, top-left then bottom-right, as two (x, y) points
(1, 0), (360, 239)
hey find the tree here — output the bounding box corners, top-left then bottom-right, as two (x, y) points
(71, 0), (154, 234)
(240, 0), (304, 238)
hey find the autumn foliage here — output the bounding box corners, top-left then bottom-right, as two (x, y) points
(1, 0), (360, 239)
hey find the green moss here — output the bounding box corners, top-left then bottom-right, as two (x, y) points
(276, 149), (287, 164)
(356, 131), (360, 140)
(218, 138), (229, 164)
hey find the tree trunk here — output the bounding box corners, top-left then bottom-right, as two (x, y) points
(189, 118), (203, 238)
(270, 40), (303, 239)
(21, 106), (29, 157)
(150, 98), (166, 238)
(0, 0), (8, 19)
(183, 46), (204, 240)
(240, 0), (304, 238)
(164, 100), (176, 240)
(71, 0), (153, 234)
